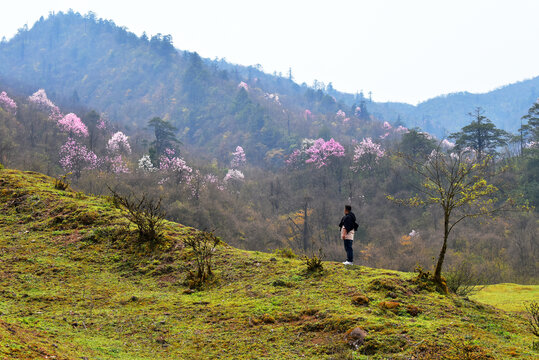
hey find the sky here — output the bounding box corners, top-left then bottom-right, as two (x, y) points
(1, 0), (539, 104)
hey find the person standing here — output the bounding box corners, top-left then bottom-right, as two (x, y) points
(339, 205), (358, 265)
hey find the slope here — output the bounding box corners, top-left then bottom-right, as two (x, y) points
(0, 166), (536, 359)
(1, 11), (538, 153)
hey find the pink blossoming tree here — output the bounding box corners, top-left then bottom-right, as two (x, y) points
(305, 138), (345, 168)
(57, 113), (89, 137)
(238, 81), (249, 91)
(105, 131), (131, 174)
(352, 137), (385, 171)
(28, 89), (62, 121)
(0, 91), (17, 115)
(231, 146), (246, 168)
(59, 138), (98, 179)
(159, 148), (192, 184)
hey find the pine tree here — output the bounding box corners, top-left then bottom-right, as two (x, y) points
(449, 107), (509, 159)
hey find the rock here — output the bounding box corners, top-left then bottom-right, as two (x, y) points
(379, 301), (400, 310)
(345, 327), (368, 349)
(406, 304), (422, 317)
(351, 294), (370, 306)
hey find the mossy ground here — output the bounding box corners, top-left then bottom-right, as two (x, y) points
(0, 169), (537, 359)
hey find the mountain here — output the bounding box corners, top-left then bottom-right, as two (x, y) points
(369, 77), (539, 136)
(0, 166), (536, 359)
(0, 10), (537, 156)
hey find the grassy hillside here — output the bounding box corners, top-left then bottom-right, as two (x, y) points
(471, 284), (539, 312)
(0, 168), (537, 359)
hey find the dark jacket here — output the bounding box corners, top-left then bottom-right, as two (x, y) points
(339, 212), (358, 232)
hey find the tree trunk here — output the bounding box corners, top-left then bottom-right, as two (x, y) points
(434, 212), (450, 293)
(303, 200), (309, 251)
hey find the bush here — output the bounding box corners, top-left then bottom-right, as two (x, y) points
(445, 262), (485, 296)
(108, 186), (166, 247)
(525, 301), (539, 338)
(184, 230), (220, 288)
(54, 173), (70, 190)
(274, 247), (296, 258)
(303, 248), (324, 272)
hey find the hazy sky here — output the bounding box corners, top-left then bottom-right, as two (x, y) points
(1, 0), (539, 104)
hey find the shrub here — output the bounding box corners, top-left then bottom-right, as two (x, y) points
(184, 230), (220, 288)
(525, 301), (539, 339)
(445, 262), (485, 296)
(274, 247), (296, 258)
(108, 186), (166, 247)
(54, 173), (71, 190)
(303, 248), (324, 272)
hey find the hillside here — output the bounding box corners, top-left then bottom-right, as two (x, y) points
(0, 10), (538, 154)
(0, 167), (536, 359)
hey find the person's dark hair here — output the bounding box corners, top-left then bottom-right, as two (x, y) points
(345, 205), (352, 212)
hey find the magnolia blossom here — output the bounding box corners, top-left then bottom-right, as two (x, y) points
(28, 89), (62, 121)
(97, 118), (106, 130)
(305, 138), (345, 168)
(107, 131), (131, 154)
(379, 132), (390, 139)
(419, 131), (434, 140)
(0, 91), (17, 115)
(238, 81), (249, 91)
(138, 155), (155, 172)
(57, 113), (89, 137)
(59, 138), (98, 177)
(231, 146), (246, 168)
(336, 109), (346, 118)
(441, 139), (455, 149)
(264, 93), (281, 105)
(352, 137), (385, 171)
(409, 230), (418, 238)
(205, 174), (225, 191)
(304, 109), (312, 119)
(106, 155), (130, 174)
(343, 117), (350, 123)
(354, 106), (361, 116)
(383, 121), (392, 130)
(525, 141), (538, 149)
(395, 125), (409, 133)
(224, 169), (244, 182)
(159, 148), (192, 184)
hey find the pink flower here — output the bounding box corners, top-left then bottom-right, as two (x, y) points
(395, 125), (409, 133)
(0, 91), (17, 115)
(105, 154), (130, 174)
(224, 169), (244, 182)
(441, 139), (455, 149)
(305, 138), (345, 168)
(59, 138), (98, 177)
(304, 109), (312, 120)
(383, 121), (392, 130)
(231, 146), (246, 168)
(354, 106), (361, 116)
(159, 148), (192, 184)
(57, 113), (89, 138)
(379, 132), (390, 139)
(352, 137), (385, 171)
(107, 132), (131, 154)
(336, 109), (346, 118)
(29, 89), (62, 120)
(238, 81), (249, 91)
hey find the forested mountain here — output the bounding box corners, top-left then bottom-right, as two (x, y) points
(1, 10), (537, 157)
